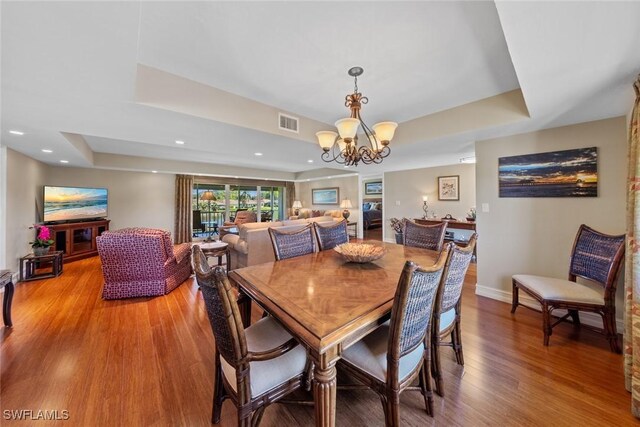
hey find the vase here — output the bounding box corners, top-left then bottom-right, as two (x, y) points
(33, 247), (50, 256)
(395, 233), (403, 244)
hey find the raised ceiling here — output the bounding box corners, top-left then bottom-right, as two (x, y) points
(1, 1), (639, 178)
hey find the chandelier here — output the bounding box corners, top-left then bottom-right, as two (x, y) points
(316, 67), (397, 166)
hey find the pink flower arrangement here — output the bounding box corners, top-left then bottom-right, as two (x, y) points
(29, 225), (55, 248)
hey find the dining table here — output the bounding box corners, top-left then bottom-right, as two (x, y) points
(227, 240), (441, 427)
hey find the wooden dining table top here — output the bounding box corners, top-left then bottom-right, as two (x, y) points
(228, 241), (441, 354)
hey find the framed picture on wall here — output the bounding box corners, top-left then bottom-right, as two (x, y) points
(312, 187), (340, 205)
(365, 181), (383, 195)
(438, 175), (460, 201)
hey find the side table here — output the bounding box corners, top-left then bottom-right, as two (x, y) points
(0, 270), (15, 327)
(19, 251), (64, 282)
(193, 241), (231, 272)
(347, 221), (358, 238)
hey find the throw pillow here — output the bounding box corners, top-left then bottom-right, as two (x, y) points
(312, 210), (323, 217)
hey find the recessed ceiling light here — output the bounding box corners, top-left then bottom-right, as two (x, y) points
(307, 160), (314, 163)
(306, 179), (310, 182)
(152, 170), (158, 173)
(175, 140), (185, 145)
(254, 152), (263, 156)
(60, 160), (69, 164)
(9, 130), (24, 135)
(343, 166), (349, 168)
(41, 149), (53, 153)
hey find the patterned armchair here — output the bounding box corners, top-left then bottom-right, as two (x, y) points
(96, 227), (192, 300)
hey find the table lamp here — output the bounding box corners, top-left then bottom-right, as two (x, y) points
(422, 195), (429, 219)
(292, 200), (302, 216)
(340, 199), (353, 220)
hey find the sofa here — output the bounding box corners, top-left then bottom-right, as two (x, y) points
(96, 227), (192, 299)
(221, 217), (338, 268)
(289, 209), (344, 220)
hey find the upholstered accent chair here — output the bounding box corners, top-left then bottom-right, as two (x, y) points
(402, 220), (447, 251)
(338, 247), (450, 425)
(193, 246), (308, 426)
(431, 235), (477, 397)
(511, 225), (625, 353)
(268, 224), (316, 261)
(313, 219), (348, 251)
(96, 228), (192, 300)
(223, 210), (257, 227)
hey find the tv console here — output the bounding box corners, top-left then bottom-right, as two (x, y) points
(48, 219), (110, 263)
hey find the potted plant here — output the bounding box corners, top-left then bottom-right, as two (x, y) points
(466, 207), (477, 222)
(30, 224), (54, 256)
(390, 218), (407, 244)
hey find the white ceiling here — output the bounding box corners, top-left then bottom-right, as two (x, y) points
(1, 1), (639, 178)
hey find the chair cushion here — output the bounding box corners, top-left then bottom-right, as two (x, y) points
(220, 316), (307, 397)
(512, 274), (604, 305)
(341, 321), (424, 383)
(440, 308), (456, 332)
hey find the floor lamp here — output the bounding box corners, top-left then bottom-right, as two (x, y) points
(200, 190), (217, 242)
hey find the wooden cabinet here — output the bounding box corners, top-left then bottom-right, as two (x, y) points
(48, 220), (110, 263)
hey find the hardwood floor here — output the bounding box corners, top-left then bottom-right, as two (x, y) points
(363, 226), (382, 241)
(1, 257), (635, 426)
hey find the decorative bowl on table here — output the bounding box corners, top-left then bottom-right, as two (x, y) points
(334, 243), (386, 263)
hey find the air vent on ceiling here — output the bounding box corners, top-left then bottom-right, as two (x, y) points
(278, 113), (299, 133)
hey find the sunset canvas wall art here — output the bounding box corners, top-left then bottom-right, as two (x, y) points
(498, 147), (598, 197)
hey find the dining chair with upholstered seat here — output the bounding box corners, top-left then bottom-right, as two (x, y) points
(338, 246), (450, 425)
(313, 219), (348, 251)
(511, 224), (625, 353)
(402, 220), (447, 251)
(268, 224), (316, 261)
(431, 235), (477, 397)
(193, 246), (309, 426)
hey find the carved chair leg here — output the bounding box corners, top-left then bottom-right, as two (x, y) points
(452, 320), (464, 366)
(542, 303), (551, 346)
(419, 365), (434, 416)
(385, 392), (400, 427)
(431, 337), (444, 397)
(379, 395), (389, 424)
(603, 310), (621, 354)
(238, 412), (251, 427)
(251, 407), (266, 427)
(569, 309), (581, 326)
(212, 353), (225, 424)
(511, 280), (519, 313)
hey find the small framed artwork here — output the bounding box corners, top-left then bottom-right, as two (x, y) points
(438, 175), (460, 201)
(365, 181), (383, 195)
(312, 187), (340, 205)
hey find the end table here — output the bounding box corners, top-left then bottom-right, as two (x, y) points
(20, 251), (64, 282)
(0, 270), (14, 327)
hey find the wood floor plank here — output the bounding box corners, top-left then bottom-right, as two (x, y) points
(0, 258), (636, 426)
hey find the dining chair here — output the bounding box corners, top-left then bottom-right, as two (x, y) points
(338, 246), (450, 426)
(313, 219), (348, 251)
(402, 220), (447, 251)
(431, 235), (477, 397)
(268, 224), (316, 261)
(193, 246), (308, 426)
(511, 224), (625, 352)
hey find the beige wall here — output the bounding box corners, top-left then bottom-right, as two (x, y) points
(5, 149), (47, 271)
(2, 156), (176, 272)
(295, 175), (359, 215)
(45, 167), (175, 234)
(383, 163), (476, 241)
(475, 116), (626, 327)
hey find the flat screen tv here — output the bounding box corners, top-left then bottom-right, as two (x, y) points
(43, 186), (108, 223)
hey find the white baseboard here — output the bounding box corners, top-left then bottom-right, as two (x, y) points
(475, 283), (624, 333)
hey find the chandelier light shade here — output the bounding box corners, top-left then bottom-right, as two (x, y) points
(316, 66), (397, 166)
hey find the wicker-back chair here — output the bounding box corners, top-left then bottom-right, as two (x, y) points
(313, 220), (349, 251)
(511, 225), (625, 353)
(193, 246), (308, 426)
(402, 220), (447, 251)
(338, 246), (450, 425)
(268, 224), (316, 261)
(431, 235), (477, 396)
